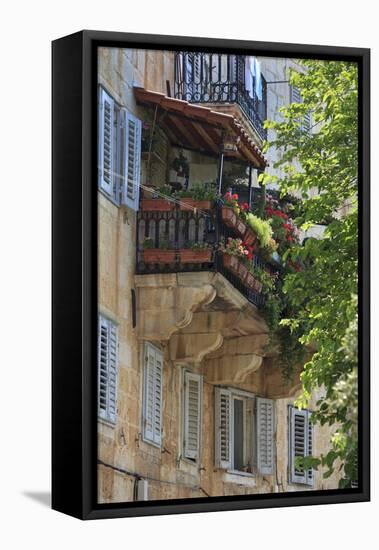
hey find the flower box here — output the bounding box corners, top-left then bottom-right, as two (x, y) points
(222, 253), (240, 274)
(235, 218), (247, 237)
(221, 207), (237, 228)
(143, 249), (177, 263)
(236, 261), (249, 282)
(245, 272), (263, 293)
(140, 199), (174, 212)
(179, 249), (212, 263)
(178, 198), (213, 211)
(243, 227), (258, 247)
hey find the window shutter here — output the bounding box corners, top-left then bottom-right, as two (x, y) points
(306, 411), (314, 485)
(289, 406), (311, 484)
(98, 89), (115, 195)
(290, 85), (302, 104)
(143, 343), (163, 446)
(183, 372), (202, 460)
(98, 315), (118, 424)
(290, 85), (311, 133)
(256, 397), (275, 475)
(123, 112), (142, 211)
(107, 322), (118, 423)
(215, 387), (232, 469)
(153, 348), (163, 445)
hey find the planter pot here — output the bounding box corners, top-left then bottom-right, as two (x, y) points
(179, 198), (212, 211)
(222, 253), (240, 274)
(245, 272), (263, 293)
(221, 207), (237, 228)
(235, 218), (247, 237)
(141, 199), (174, 212)
(237, 261), (249, 282)
(179, 249), (212, 263)
(143, 249), (177, 263)
(243, 227), (258, 247)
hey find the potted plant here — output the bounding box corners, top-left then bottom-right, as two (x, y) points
(244, 213), (275, 250)
(179, 242), (213, 263)
(142, 237), (177, 263)
(177, 183), (217, 211)
(219, 238), (253, 282)
(140, 185), (175, 211)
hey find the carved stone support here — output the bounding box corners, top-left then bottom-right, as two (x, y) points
(134, 273), (216, 341)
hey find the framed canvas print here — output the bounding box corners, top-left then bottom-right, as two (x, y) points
(52, 31), (370, 520)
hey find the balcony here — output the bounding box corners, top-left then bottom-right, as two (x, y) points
(136, 199), (279, 309)
(174, 53), (267, 142)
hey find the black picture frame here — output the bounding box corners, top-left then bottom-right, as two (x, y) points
(52, 30), (370, 520)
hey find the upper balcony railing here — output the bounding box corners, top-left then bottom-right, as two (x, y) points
(174, 53), (267, 141)
(136, 200), (279, 309)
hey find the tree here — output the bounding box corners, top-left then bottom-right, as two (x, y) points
(264, 60), (358, 487)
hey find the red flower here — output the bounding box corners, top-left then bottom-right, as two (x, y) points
(232, 193), (238, 200)
(241, 202), (249, 211)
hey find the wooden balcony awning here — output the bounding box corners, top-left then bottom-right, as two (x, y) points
(134, 87), (268, 169)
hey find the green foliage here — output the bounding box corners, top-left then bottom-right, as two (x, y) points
(264, 60), (358, 486)
(158, 238), (171, 250)
(175, 182), (218, 201)
(142, 237), (154, 249)
(245, 213), (273, 248)
(188, 241), (211, 251)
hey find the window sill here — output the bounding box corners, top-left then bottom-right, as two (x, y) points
(98, 188), (120, 208)
(226, 469), (255, 478)
(141, 436), (161, 450)
(98, 417), (116, 429)
(224, 470), (256, 487)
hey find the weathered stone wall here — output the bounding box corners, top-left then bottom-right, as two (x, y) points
(97, 47), (341, 504)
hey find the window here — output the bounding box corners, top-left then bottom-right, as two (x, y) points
(289, 406), (314, 485)
(142, 343), (163, 446)
(98, 87), (141, 209)
(290, 85), (311, 133)
(183, 371), (202, 461)
(215, 388), (275, 475)
(98, 314), (118, 424)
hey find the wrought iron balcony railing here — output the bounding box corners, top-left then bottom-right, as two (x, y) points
(136, 203), (279, 308)
(174, 52), (267, 141)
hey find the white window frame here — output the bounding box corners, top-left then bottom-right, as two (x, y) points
(182, 370), (203, 463)
(215, 387), (275, 476)
(98, 86), (141, 210)
(97, 314), (119, 425)
(288, 405), (314, 486)
(142, 342), (163, 447)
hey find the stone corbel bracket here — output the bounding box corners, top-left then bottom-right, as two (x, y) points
(134, 272), (216, 341)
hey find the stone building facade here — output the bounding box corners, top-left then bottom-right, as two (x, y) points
(97, 47), (339, 503)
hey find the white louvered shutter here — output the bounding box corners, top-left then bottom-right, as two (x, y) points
(123, 112), (142, 211)
(183, 372), (202, 460)
(143, 343), (163, 446)
(98, 89), (115, 195)
(98, 315), (118, 424)
(289, 407), (309, 484)
(256, 397), (275, 475)
(153, 348), (163, 445)
(215, 388), (232, 469)
(306, 411), (314, 485)
(290, 85), (311, 133)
